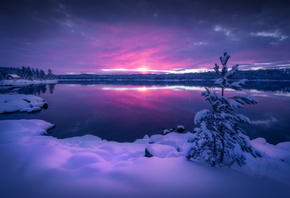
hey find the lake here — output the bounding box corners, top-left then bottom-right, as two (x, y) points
(1, 82), (290, 144)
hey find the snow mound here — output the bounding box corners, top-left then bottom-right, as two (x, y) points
(0, 119), (55, 143)
(145, 144), (178, 158)
(0, 119), (290, 198)
(146, 132), (290, 186)
(177, 125), (185, 132)
(0, 94), (48, 114)
(148, 132), (196, 156)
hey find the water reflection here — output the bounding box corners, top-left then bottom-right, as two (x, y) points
(1, 80), (290, 95)
(0, 84), (56, 95)
(0, 83), (290, 144)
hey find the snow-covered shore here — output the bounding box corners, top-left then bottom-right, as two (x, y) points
(0, 94), (48, 113)
(0, 79), (58, 86)
(0, 119), (289, 198)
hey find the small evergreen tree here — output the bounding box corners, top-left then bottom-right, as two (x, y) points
(187, 52), (261, 167)
(26, 66), (33, 80)
(39, 69), (46, 80)
(47, 69), (55, 79)
(0, 72), (4, 80)
(35, 68), (40, 80)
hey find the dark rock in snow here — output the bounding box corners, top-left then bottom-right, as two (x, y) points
(177, 125), (185, 133)
(145, 148), (153, 157)
(162, 129), (170, 135)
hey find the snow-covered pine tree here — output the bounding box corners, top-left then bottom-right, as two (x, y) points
(186, 52), (261, 167)
(39, 69), (46, 80)
(0, 72), (4, 80)
(47, 69), (55, 79)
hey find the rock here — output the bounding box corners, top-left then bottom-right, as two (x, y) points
(162, 129), (170, 135)
(177, 125), (185, 133)
(145, 148), (153, 157)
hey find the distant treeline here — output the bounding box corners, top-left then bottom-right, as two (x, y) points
(0, 66), (55, 80)
(1, 80), (289, 95)
(1, 67), (289, 81)
(57, 68), (290, 81)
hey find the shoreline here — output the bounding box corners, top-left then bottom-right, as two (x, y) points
(0, 79), (58, 86)
(0, 119), (289, 198)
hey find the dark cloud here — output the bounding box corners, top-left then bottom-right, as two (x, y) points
(0, 0), (290, 73)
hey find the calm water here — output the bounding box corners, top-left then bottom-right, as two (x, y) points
(1, 83), (290, 144)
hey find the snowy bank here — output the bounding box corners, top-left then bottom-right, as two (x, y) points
(0, 119), (289, 198)
(0, 94), (48, 113)
(146, 132), (290, 186)
(0, 79), (58, 86)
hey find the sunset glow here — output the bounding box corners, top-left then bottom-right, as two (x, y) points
(136, 67), (150, 74)
(1, 1), (290, 197)
(0, 1), (289, 74)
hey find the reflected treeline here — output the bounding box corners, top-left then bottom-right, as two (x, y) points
(58, 79), (216, 87)
(58, 80), (290, 93)
(0, 84), (56, 95)
(1, 81), (290, 94)
(243, 81), (290, 93)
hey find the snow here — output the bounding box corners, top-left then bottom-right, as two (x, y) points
(162, 129), (170, 135)
(230, 79), (248, 90)
(0, 94), (48, 113)
(234, 95), (259, 104)
(214, 77), (224, 85)
(7, 74), (20, 78)
(225, 64), (239, 78)
(220, 52), (230, 66)
(145, 144), (178, 158)
(194, 109), (210, 124)
(177, 125), (185, 130)
(0, 119), (290, 198)
(0, 79), (58, 86)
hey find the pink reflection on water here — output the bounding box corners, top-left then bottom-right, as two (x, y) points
(49, 84), (207, 141)
(2, 84), (289, 144)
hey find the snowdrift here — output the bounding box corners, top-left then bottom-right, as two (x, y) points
(0, 119), (289, 198)
(0, 94), (48, 114)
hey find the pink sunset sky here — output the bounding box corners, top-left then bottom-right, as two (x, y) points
(0, 0), (289, 74)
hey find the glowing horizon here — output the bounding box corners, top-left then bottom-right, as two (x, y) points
(0, 1), (290, 75)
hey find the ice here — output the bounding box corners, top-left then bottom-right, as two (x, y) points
(0, 94), (48, 114)
(0, 119), (289, 198)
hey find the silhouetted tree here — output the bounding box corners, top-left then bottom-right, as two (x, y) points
(39, 69), (46, 80)
(47, 69), (55, 79)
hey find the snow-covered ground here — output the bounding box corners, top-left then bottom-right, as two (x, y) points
(0, 119), (289, 198)
(0, 79), (58, 86)
(0, 94), (48, 113)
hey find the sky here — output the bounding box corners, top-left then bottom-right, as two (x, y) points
(0, 0), (290, 74)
